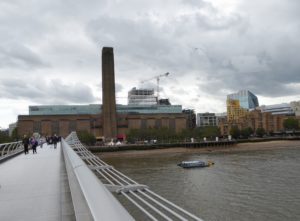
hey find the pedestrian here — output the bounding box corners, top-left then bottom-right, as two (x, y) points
(22, 135), (29, 154)
(30, 137), (38, 154)
(53, 134), (58, 149)
(39, 137), (44, 148)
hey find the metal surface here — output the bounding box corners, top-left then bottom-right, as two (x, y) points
(0, 141), (23, 162)
(62, 139), (135, 221)
(65, 132), (203, 221)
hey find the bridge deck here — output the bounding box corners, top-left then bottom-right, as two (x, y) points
(0, 144), (75, 221)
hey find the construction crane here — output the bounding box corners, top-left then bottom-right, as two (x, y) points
(140, 72), (170, 101)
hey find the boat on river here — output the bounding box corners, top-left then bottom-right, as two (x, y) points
(177, 160), (214, 168)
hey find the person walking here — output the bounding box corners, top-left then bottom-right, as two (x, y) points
(30, 137), (38, 154)
(53, 134), (58, 149)
(22, 135), (29, 154)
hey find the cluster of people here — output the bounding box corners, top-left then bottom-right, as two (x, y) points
(22, 134), (61, 154)
(45, 134), (60, 148)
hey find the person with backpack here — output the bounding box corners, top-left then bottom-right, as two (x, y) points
(30, 136), (38, 154)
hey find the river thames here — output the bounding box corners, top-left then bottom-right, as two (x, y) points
(100, 146), (300, 221)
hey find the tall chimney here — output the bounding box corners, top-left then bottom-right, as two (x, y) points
(102, 47), (117, 140)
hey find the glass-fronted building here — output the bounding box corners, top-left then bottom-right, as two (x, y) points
(227, 90), (259, 122)
(227, 90), (259, 110)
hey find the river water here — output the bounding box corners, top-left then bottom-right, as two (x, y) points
(100, 147), (300, 221)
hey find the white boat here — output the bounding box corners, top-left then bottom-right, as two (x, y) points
(177, 160), (214, 168)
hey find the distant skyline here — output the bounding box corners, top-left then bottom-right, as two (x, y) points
(1, 0), (300, 128)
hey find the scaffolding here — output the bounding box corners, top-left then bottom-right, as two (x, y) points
(128, 87), (158, 105)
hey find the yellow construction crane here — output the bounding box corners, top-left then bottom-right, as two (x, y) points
(140, 72), (170, 101)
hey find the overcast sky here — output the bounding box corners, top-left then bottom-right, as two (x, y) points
(1, 0), (300, 128)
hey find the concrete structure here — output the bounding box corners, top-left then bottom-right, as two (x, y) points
(197, 113), (217, 127)
(258, 103), (294, 115)
(291, 101), (300, 116)
(102, 47), (117, 140)
(128, 87), (157, 105)
(0, 143), (76, 220)
(8, 122), (17, 136)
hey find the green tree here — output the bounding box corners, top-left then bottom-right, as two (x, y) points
(256, 128), (266, 138)
(240, 127), (254, 138)
(230, 126), (240, 139)
(0, 130), (12, 143)
(77, 130), (96, 146)
(202, 126), (220, 139)
(11, 127), (19, 141)
(283, 118), (299, 130)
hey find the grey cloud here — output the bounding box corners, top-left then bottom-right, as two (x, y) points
(0, 43), (47, 69)
(0, 78), (97, 104)
(1, 0), (300, 113)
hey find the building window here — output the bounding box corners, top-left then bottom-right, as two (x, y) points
(33, 121), (41, 133)
(52, 121), (59, 135)
(69, 121), (77, 132)
(141, 119), (147, 129)
(155, 119), (162, 128)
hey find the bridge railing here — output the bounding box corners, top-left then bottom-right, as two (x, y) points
(65, 132), (203, 221)
(61, 137), (135, 221)
(0, 141), (23, 162)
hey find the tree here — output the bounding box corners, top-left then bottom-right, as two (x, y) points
(283, 118), (299, 130)
(256, 128), (266, 138)
(230, 126), (240, 139)
(240, 127), (254, 138)
(201, 126), (220, 139)
(11, 127), (19, 141)
(77, 130), (96, 146)
(0, 130), (12, 143)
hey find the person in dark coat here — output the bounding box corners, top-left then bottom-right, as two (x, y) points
(53, 134), (58, 149)
(22, 135), (29, 154)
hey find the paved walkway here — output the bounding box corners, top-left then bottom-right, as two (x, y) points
(0, 143), (75, 221)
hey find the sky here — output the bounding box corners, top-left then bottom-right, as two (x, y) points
(1, 0), (300, 128)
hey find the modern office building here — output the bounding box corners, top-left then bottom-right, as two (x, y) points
(227, 90), (259, 122)
(197, 113), (217, 127)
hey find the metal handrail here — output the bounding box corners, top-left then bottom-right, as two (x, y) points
(61, 138), (135, 221)
(0, 141), (23, 162)
(65, 132), (203, 221)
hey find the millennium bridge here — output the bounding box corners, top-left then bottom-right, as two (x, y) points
(0, 132), (203, 221)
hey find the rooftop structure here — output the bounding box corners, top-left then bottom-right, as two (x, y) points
(128, 87), (157, 105)
(197, 113), (217, 127)
(259, 103), (294, 115)
(29, 104), (183, 116)
(29, 105), (101, 115)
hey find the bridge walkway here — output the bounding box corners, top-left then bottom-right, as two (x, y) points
(0, 143), (75, 221)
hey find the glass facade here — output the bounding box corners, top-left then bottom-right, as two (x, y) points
(227, 90), (259, 109)
(227, 90), (259, 122)
(29, 104), (183, 116)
